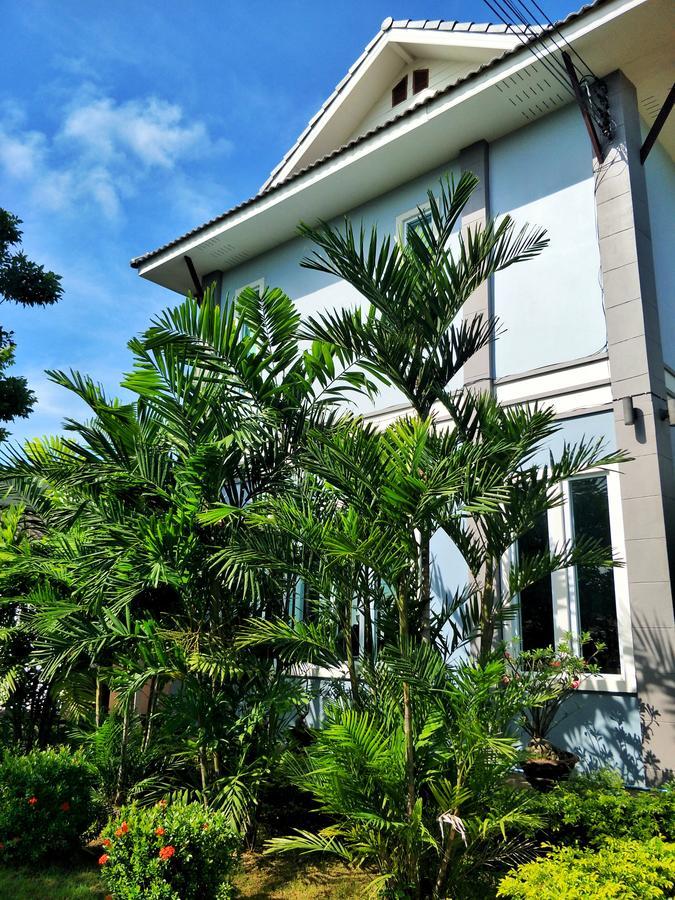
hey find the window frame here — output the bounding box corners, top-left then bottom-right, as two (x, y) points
(396, 202), (434, 247)
(234, 277), (265, 300)
(503, 466), (636, 693)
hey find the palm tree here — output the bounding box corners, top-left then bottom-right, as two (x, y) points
(0, 284), (366, 824)
(298, 172), (549, 642)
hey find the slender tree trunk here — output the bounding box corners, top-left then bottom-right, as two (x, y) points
(344, 597), (360, 708)
(96, 679), (110, 729)
(479, 561), (496, 662)
(398, 586), (416, 820)
(362, 593), (374, 665)
(142, 677), (157, 752)
(115, 703), (130, 806)
(95, 678), (101, 729)
(419, 528), (431, 643)
(434, 823), (458, 898)
(198, 746), (209, 796)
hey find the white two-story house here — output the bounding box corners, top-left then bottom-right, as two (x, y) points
(131, 0), (675, 784)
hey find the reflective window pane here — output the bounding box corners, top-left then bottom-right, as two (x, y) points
(570, 476), (621, 673)
(518, 513), (555, 651)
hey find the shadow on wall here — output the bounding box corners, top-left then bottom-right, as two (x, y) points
(548, 691), (645, 786)
(630, 612), (675, 786)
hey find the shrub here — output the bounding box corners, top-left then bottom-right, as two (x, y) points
(99, 801), (239, 900)
(0, 746), (98, 864)
(497, 837), (675, 899)
(526, 769), (675, 846)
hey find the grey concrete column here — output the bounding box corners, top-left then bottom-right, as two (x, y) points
(459, 141), (493, 394)
(595, 71), (675, 782)
(201, 270), (223, 306)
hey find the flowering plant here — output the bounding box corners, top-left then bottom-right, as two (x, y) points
(99, 801), (239, 900)
(503, 634), (602, 758)
(0, 747), (98, 864)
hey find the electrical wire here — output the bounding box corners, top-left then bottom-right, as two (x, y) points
(523, 0), (597, 78)
(481, 0), (575, 100)
(501, 0), (582, 83)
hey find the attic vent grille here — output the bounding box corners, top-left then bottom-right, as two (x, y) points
(413, 68), (429, 94)
(392, 76), (407, 107)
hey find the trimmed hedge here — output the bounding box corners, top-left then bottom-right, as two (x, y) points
(497, 838), (675, 899)
(0, 747), (98, 864)
(99, 800), (239, 900)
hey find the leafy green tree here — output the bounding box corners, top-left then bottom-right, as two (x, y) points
(0, 209), (63, 440)
(299, 172), (548, 641)
(0, 284), (365, 829)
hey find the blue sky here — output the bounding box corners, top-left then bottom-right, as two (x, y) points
(1, 0), (581, 442)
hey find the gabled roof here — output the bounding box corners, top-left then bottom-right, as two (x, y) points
(261, 18), (524, 191)
(130, 0), (674, 286)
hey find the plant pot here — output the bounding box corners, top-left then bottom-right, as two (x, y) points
(522, 750), (579, 792)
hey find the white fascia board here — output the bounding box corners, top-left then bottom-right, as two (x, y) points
(137, 0), (649, 290)
(390, 29), (519, 52)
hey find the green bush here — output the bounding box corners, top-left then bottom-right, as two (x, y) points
(0, 746), (98, 864)
(497, 837), (675, 899)
(99, 801), (239, 900)
(526, 769), (675, 846)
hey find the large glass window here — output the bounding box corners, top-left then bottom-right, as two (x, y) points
(517, 513), (555, 651)
(569, 475), (621, 673)
(512, 473), (625, 681)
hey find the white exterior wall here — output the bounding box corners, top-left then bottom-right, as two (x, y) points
(491, 104), (606, 377)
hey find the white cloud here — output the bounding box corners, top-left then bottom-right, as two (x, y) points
(0, 92), (231, 221)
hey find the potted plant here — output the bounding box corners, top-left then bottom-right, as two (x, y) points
(503, 635), (601, 791)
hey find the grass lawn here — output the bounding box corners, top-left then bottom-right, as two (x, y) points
(234, 851), (373, 898)
(0, 851), (372, 899)
(0, 859), (105, 899)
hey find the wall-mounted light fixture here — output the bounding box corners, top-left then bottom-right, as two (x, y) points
(622, 396), (636, 425)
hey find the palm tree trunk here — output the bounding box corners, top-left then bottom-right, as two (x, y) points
(479, 561), (496, 662)
(115, 703), (130, 806)
(434, 823), (458, 898)
(96, 678), (110, 729)
(419, 528), (431, 642)
(362, 594), (374, 665)
(398, 586), (416, 820)
(142, 676), (157, 752)
(343, 599), (360, 708)
(199, 746), (209, 795)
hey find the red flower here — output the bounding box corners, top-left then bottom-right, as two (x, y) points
(98, 854), (110, 866)
(114, 821), (129, 837)
(159, 845), (176, 860)
(571, 678), (581, 689)
(550, 661), (561, 668)
(102, 838), (112, 847)
(60, 801), (71, 812)
(155, 827), (165, 836)
(28, 796), (38, 806)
